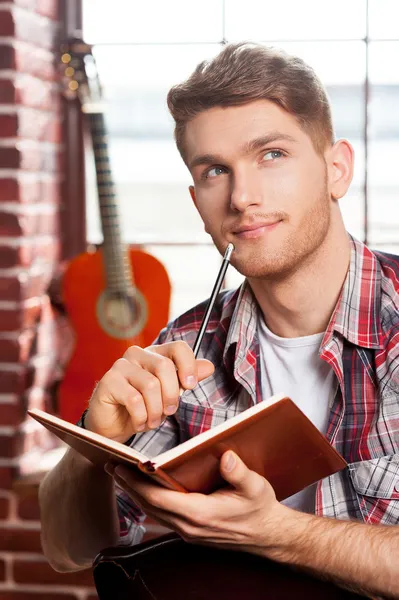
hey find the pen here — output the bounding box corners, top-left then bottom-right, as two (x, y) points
(179, 243), (235, 396)
(192, 242), (234, 357)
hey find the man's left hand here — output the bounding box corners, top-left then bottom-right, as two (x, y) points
(107, 451), (293, 558)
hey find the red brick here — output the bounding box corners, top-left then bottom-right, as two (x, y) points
(0, 210), (58, 237)
(0, 115), (17, 137)
(0, 271), (51, 302)
(17, 492), (40, 520)
(0, 212), (23, 236)
(0, 299), (42, 331)
(0, 41), (56, 80)
(0, 495), (10, 518)
(0, 276), (19, 301)
(0, 525), (42, 552)
(0, 338), (25, 363)
(0, 144), (59, 172)
(14, 42), (57, 81)
(0, 369), (25, 394)
(0, 402), (24, 426)
(0, 433), (19, 458)
(0, 10), (14, 37)
(19, 110), (62, 143)
(0, 558), (5, 581)
(0, 239), (59, 268)
(0, 44), (14, 69)
(0, 325), (55, 363)
(0, 0), (59, 19)
(0, 81), (16, 105)
(0, 9), (57, 50)
(13, 558), (95, 586)
(0, 148), (19, 169)
(15, 75), (59, 111)
(0, 466), (15, 489)
(0, 179), (18, 202)
(0, 176), (61, 205)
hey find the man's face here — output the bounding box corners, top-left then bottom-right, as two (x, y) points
(185, 100), (334, 279)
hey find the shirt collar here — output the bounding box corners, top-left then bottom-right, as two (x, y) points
(223, 279), (259, 365)
(323, 235), (384, 350)
(224, 235), (385, 359)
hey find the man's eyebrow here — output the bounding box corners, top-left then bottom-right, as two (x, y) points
(189, 132), (297, 170)
(240, 133), (297, 155)
(189, 153), (221, 170)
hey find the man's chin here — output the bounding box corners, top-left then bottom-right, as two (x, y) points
(232, 259), (288, 280)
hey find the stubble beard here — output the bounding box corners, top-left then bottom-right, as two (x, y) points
(227, 187), (331, 281)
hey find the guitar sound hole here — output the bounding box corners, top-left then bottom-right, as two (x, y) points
(96, 289), (148, 339)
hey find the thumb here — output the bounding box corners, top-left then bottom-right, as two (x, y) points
(220, 451), (256, 494)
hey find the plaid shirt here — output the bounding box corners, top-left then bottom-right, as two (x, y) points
(117, 236), (399, 545)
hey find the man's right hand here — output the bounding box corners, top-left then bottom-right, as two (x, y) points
(84, 341), (215, 443)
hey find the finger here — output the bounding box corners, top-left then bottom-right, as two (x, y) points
(101, 371), (148, 432)
(219, 451), (264, 498)
(123, 346), (180, 414)
(114, 359), (163, 429)
(151, 342), (215, 388)
(112, 472), (201, 537)
(127, 368), (164, 429)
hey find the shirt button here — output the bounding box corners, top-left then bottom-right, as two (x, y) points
(395, 481), (399, 493)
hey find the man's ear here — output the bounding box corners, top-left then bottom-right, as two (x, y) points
(327, 139), (354, 201)
(189, 185), (197, 207)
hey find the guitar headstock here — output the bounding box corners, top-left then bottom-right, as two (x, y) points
(60, 36), (102, 108)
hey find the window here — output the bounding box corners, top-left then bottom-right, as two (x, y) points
(82, 0), (399, 319)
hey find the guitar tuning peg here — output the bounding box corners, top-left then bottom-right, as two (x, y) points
(68, 80), (79, 92)
(61, 53), (72, 64)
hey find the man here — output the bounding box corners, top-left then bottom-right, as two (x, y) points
(39, 43), (399, 598)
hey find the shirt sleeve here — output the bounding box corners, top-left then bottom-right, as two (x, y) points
(115, 414), (180, 545)
(115, 323), (181, 545)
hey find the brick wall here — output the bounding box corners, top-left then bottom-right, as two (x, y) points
(0, 0), (100, 596)
(0, 2), (169, 597)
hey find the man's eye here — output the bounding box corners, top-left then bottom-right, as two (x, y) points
(206, 166), (226, 178)
(263, 150), (284, 161)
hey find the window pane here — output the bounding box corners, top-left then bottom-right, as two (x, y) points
(273, 42), (366, 240)
(83, 0), (224, 44)
(369, 0), (399, 40)
(368, 42), (399, 245)
(147, 245), (223, 320)
(225, 0), (366, 41)
(85, 44), (220, 245)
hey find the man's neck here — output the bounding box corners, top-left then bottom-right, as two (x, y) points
(248, 229), (351, 339)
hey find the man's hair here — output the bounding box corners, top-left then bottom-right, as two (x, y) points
(167, 42), (335, 163)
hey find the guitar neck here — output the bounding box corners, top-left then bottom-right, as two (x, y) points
(87, 110), (133, 292)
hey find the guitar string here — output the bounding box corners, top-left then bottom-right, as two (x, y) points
(90, 113), (136, 301)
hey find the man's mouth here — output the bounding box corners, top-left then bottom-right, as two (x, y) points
(232, 220), (281, 240)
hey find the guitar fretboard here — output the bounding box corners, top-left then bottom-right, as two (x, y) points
(87, 111), (133, 293)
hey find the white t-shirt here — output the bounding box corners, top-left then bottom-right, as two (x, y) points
(257, 316), (337, 513)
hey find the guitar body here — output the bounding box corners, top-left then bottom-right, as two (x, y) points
(59, 247), (171, 424)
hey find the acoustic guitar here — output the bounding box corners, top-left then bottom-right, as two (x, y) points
(58, 39), (171, 424)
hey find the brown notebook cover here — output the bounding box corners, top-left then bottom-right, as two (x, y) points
(28, 394), (347, 500)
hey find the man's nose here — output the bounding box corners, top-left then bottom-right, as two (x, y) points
(229, 170), (262, 212)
